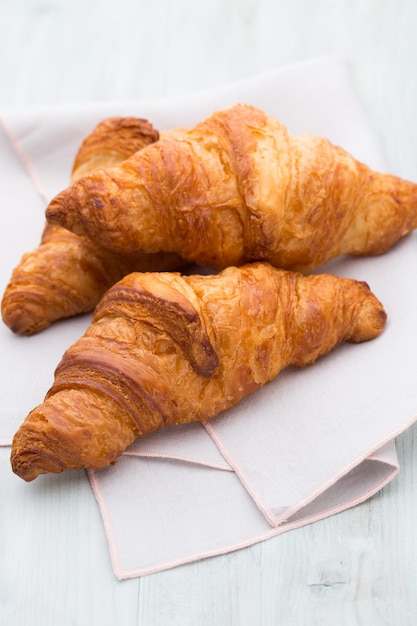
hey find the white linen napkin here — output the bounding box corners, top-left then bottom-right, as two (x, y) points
(1, 57), (416, 579)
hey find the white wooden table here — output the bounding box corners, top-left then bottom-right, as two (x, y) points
(1, 1), (417, 623)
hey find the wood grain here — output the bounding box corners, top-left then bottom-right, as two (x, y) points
(1, 0), (417, 624)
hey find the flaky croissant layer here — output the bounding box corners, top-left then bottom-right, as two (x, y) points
(1, 116), (185, 335)
(46, 104), (417, 272)
(11, 263), (386, 481)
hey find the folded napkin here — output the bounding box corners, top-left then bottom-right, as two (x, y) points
(1, 57), (417, 579)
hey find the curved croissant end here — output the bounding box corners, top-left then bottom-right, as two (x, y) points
(1, 116), (185, 335)
(46, 104), (417, 272)
(11, 263), (386, 481)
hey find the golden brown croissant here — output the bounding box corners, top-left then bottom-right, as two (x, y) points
(45, 104), (417, 272)
(10, 262), (386, 481)
(1, 117), (185, 335)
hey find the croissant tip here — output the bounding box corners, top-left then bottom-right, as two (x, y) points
(10, 449), (65, 482)
(10, 420), (69, 481)
(1, 289), (54, 335)
(2, 309), (44, 336)
(350, 290), (387, 342)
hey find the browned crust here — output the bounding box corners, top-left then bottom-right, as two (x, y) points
(46, 104), (417, 272)
(10, 263), (387, 481)
(72, 117), (159, 176)
(1, 116), (187, 335)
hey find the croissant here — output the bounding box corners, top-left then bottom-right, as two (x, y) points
(10, 262), (386, 481)
(1, 117), (185, 335)
(45, 103), (417, 272)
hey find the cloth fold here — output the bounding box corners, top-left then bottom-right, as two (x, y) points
(1, 57), (416, 579)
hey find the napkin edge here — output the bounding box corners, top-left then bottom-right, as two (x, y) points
(88, 455), (399, 580)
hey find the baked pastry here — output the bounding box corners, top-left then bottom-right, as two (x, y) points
(46, 103), (417, 272)
(1, 117), (185, 335)
(10, 262), (386, 481)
